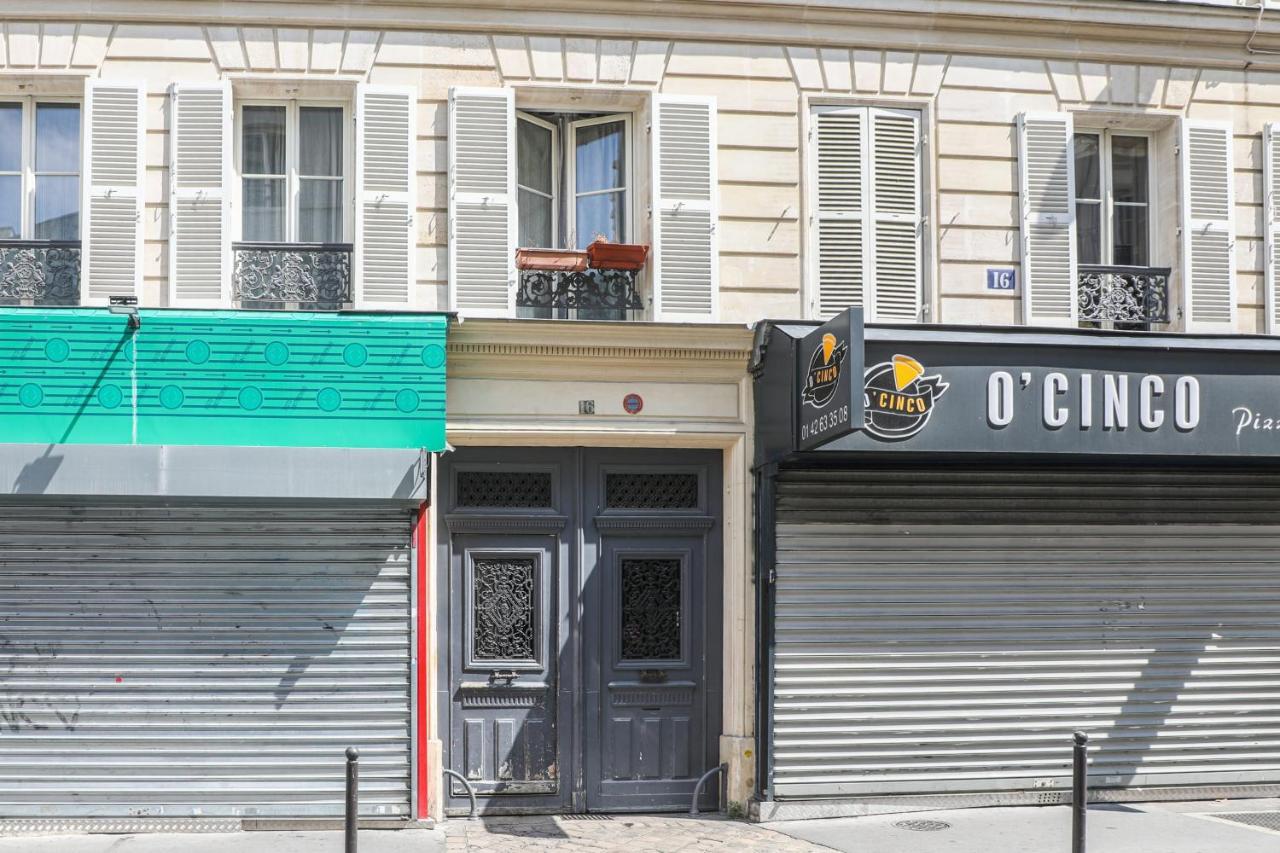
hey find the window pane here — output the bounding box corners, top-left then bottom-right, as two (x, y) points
(1073, 133), (1100, 200)
(575, 120), (625, 194)
(298, 179), (342, 243)
(1113, 204), (1148, 267)
(34, 175), (79, 240)
(242, 106), (286, 176)
(0, 105), (21, 172)
(299, 107), (342, 178)
(243, 177), (286, 242)
(1076, 202), (1101, 265)
(518, 118), (554, 196)
(518, 188), (553, 248)
(1111, 136), (1149, 204)
(575, 191), (625, 249)
(0, 175), (19, 237)
(35, 104), (80, 173)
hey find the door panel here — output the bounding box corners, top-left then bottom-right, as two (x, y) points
(449, 536), (564, 804)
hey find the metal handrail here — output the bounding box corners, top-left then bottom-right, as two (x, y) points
(443, 769), (478, 821)
(689, 763), (727, 816)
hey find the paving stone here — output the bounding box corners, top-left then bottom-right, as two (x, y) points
(441, 814), (829, 852)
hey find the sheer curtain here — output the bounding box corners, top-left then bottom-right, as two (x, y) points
(299, 107), (343, 244)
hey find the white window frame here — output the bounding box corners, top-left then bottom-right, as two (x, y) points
(567, 112), (631, 249)
(513, 110), (633, 250)
(0, 95), (82, 241)
(515, 110), (560, 248)
(1073, 128), (1157, 268)
(234, 98), (353, 244)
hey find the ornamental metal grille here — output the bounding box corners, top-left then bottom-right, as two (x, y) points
(605, 473), (699, 509)
(0, 241), (81, 306)
(517, 268), (645, 315)
(232, 242), (353, 310)
(620, 558), (682, 661)
(472, 557), (537, 662)
(1077, 265), (1171, 326)
(455, 471), (553, 509)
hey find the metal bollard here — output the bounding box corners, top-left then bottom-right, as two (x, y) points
(345, 747), (359, 853)
(1072, 731), (1088, 853)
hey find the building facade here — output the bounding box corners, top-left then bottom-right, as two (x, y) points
(3, 0), (1280, 825)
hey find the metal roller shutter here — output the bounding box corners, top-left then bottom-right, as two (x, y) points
(0, 502), (413, 818)
(772, 467), (1280, 800)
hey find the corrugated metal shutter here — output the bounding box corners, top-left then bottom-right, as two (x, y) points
(0, 502), (413, 818)
(772, 467), (1280, 800)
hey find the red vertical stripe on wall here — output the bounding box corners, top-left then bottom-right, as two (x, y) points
(415, 502), (430, 820)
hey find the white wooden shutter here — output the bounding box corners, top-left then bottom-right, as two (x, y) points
(357, 85), (416, 308)
(652, 95), (718, 322)
(1017, 112), (1077, 327)
(1181, 120), (1236, 332)
(448, 87), (514, 317)
(810, 106), (867, 319)
(83, 79), (145, 304)
(169, 83), (230, 306)
(1266, 123), (1280, 334)
(869, 108), (923, 321)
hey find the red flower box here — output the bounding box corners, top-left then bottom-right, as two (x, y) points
(587, 240), (649, 271)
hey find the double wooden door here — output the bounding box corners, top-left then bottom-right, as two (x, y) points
(439, 448), (722, 813)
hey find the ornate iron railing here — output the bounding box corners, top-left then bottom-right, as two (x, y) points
(517, 268), (645, 318)
(232, 242), (353, 310)
(0, 240), (81, 306)
(1078, 265), (1171, 326)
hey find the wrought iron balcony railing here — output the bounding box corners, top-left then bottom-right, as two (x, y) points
(0, 240), (81, 306)
(516, 268), (645, 320)
(1078, 265), (1171, 327)
(232, 242), (353, 310)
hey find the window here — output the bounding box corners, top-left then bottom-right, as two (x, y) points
(809, 105), (922, 321)
(0, 99), (81, 241)
(516, 111), (630, 250)
(238, 102), (347, 244)
(1073, 131), (1152, 267)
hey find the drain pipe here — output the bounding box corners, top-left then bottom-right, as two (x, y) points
(442, 769), (478, 821)
(689, 764), (727, 816)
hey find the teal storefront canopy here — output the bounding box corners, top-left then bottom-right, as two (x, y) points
(0, 309), (449, 451)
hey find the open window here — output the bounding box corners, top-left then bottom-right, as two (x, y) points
(449, 87), (716, 322)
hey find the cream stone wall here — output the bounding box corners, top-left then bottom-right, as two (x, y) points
(4, 12), (1278, 330)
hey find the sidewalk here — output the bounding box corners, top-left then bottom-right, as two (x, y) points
(2, 801), (1278, 852)
(766, 798), (1280, 853)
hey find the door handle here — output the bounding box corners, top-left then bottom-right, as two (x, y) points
(489, 670), (519, 686)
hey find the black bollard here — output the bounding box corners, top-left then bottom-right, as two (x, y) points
(1072, 731), (1088, 853)
(345, 747), (359, 853)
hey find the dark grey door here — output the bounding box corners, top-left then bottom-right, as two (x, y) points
(440, 448), (720, 815)
(583, 452), (722, 811)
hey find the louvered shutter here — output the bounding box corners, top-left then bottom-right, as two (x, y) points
(169, 83), (230, 306)
(448, 87), (514, 316)
(83, 80), (145, 304)
(357, 85), (416, 308)
(652, 95), (718, 322)
(869, 108), (922, 320)
(810, 107), (867, 319)
(1017, 112), (1077, 326)
(1181, 120), (1236, 332)
(1266, 124), (1280, 334)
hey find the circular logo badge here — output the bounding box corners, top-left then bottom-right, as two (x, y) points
(862, 354), (949, 442)
(623, 393), (644, 414)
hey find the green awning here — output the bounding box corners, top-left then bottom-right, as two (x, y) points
(0, 309), (449, 451)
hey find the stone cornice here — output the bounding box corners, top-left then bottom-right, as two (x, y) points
(4, 0), (1280, 67)
(447, 319), (754, 373)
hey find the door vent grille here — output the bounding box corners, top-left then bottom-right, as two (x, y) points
(605, 472), (699, 509)
(456, 471), (553, 508)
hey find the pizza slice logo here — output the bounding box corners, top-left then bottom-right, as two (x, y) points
(863, 354), (948, 441)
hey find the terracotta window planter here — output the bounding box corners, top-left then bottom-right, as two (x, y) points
(587, 240), (650, 271)
(515, 248), (589, 272)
